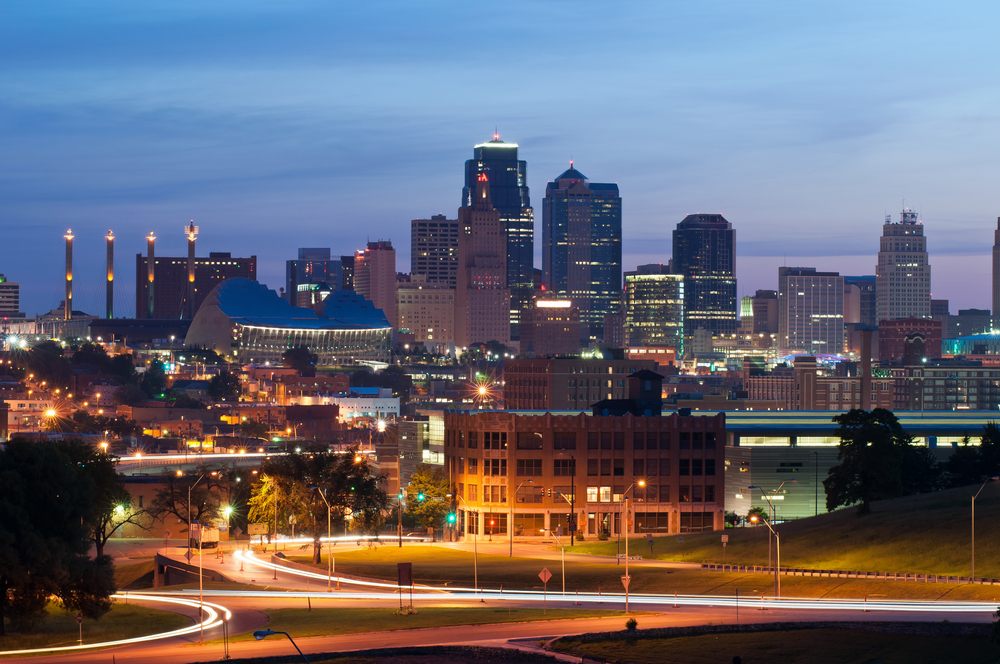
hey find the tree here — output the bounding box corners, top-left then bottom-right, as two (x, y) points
(946, 438), (983, 487)
(0, 440), (117, 634)
(746, 506), (767, 525)
(282, 346), (318, 377)
(85, 452), (148, 558)
(238, 419), (270, 439)
(149, 469), (225, 529)
(248, 450), (389, 563)
(824, 408), (940, 514)
(140, 360), (167, 398)
(406, 465), (450, 537)
(208, 371), (240, 402)
(24, 340), (72, 387)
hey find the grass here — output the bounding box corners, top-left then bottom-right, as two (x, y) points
(0, 602), (190, 652)
(285, 543), (1000, 601)
(240, 607), (623, 641)
(307, 646), (558, 663)
(114, 559), (155, 589)
(573, 483), (1000, 578)
(553, 627), (1000, 664)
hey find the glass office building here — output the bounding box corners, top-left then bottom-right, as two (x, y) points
(624, 266), (684, 354)
(672, 214), (737, 338)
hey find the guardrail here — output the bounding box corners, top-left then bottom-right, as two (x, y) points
(701, 562), (1000, 586)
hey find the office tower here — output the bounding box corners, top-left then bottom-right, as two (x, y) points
(949, 308), (991, 338)
(876, 208), (931, 324)
(994, 218), (1000, 330)
(623, 264), (684, 356)
(455, 172), (511, 347)
(340, 255), (355, 291)
(519, 294), (583, 358)
(397, 275), (455, 350)
(0, 275), (23, 318)
(353, 241), (398, 327)
(749, 290), (779, 333)
(542, 164), (622, 342)
(843, 276), (876, 326)
(64, 229), (74, 320)
(136, 248), (256, 319)
(462, 133), (533, 337)
(411, 215), (458, 287)
(286, 248), (342, 306)
(672, 214), (737, 337)
(777, 267), (845, 355)
(105, 230), (115, 319)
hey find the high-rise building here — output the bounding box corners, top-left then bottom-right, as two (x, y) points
(777, 267), (845, 355)
(876, 209), (931, 324)
(455, 172), (510, 348)
(411, 215), (459, 287)
(993, 218), (1000, 330)
(135, 251), (256, 319)
(519, 295), (583, 358)
(0, 275), (24, 319)
(750, 290), (779, 333)
(340, 255), (355, 291)
(354, 241), (398, 327)
(286, 248), (342, 306)
(672, 214), (737, 339)
(623, 264), (684, 356)
(396, 275), (455, 350)
(462, 133), (533, 338)
(843, 276), (877, 327)
(542, 164), (622, 342)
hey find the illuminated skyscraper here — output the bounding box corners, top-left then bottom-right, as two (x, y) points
(411, 214), (458, 287)
(875, 208), (931, 324)
(354, 241), (398, 327)
(671, 214), (737, 338)
(777, 267), (844, 355)
(623, 265), (684, 355)
(462, 133), (533, 338)
(542, 164), (622, 342)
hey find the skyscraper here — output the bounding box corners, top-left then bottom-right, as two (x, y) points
(993, 217), (1000, 330)
(875, 208), (931, 324)
(623, 264), (684, 355)
(455, 172), (511, 347)
(0, 274), (24, 319)
(462, 133), (533, 337)
(354, 241), (398, 327)
(411, 214), (458, 287)
(777, 267), (845, 355)
(286, 248), (342, 306)
(671, 214), (737, 338)
(750, 290), (779, 333)
(542, 164), (622, 342)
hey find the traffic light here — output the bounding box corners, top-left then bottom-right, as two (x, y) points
(446, 512), (457, 524)
(417, 492), (426, 502)
(397, 491), (404, 500)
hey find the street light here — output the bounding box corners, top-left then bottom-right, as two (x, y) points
(253, 629), (309, 663)
(183, 471), (208, 642)
(456, 495), (479, 595)
(621, 479), (645, 614)
(749, 513), (780, 597)
(509, 479), (533, 557)
(309, 485), (336, 591)
(972, 477), (998, 579)
(749, 481), (787, 570)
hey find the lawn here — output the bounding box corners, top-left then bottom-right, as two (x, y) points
(573, 483), (1000, 578)
(553, 626), (1000, 664)
(285, 544), (1000, 601)
(0, 602), (190, 652)
(246, 607), (623, 640)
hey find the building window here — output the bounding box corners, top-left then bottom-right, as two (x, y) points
(600, 458), (611, 475)
(613, 432), (625, 450)
(599, 486), (612, 502)
(587, 432), (599, 450)
(468, 431), (478, 449)
(633, 432), (646, 450)
(586, 486), (599, 502)
(658, 485), (671, 502)
(613, 459), (624, 476)
(705, 459), (716, 476)
(658, 458), (671, 476)
(467, 457), (478, 474)
(679, 459), (690, 476)
(516, 432), (543, 450)
(516, 459), (542, 476)
(692, 459), (703, 476)
(484, 459), (507, 476)
(554, 459), (575, 476)
(633, 459), (645, 476)
(587, 459), (599, 476)
(554, 432), (577, 450)
(600, 432), (613, 450)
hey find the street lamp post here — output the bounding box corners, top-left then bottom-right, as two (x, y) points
(509, 479), (533, 557)
(750, 513), (780, 597)
(972, 477), (997, 579)
(253, 629), (309, 663)
(620, 480), (646, 614)
(749, 481), (785, 570)
(182, 471), (207, 643)
(311, 486), (336, 591)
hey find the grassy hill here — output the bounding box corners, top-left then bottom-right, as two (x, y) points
(574, 483), (1000, 577)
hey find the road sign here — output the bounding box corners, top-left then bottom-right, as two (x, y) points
(538, 567), (552, 584)
(75, 612), (83, 624)
(248, 522), (268, 536)
(397, 562), (413, 587)
(621, 575), (631, 591)
(721, 534), (729, 544)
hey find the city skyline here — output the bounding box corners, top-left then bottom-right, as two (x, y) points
(5, 2), (1000, 314)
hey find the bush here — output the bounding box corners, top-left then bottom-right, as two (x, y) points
(626, 618), (638, 632)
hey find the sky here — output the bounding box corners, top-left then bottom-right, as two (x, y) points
(3, 1), (1000, 316)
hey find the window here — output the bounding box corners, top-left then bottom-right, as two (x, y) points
(692, 459), (703, 476)
(705, 459), (716, 476)
(613, 432), (625, 450)
(586, 486), (599, 502)
(659, 432), (671, 450)
(692, 485), (703, 502)
(554, 459), (575, 476)
(633, 432), (646, 450)
(554, 432), (577, 450)
(600, 458), (611, 475)
(658, 485), (671, 502)
(467, 458), (479, 474)
(484, 431), (507, 450)
(635, 512), (669, 533)
(613, 459), (624, 476)
(600, 432), (613, 450)
(468, 431), (478, 449)
(516, 432), (543, 450)
(633, 459), (645, 476)
(679, 459), (690, 476)
(599, 486), (612, 502)
(679, 432), (690, 450)
(516, 459), (542, 476)
(587, 432), (599, 450)
(705, 432), (717, 449)
(467, 484), (478, 501)
(587, 459), (599, 476)
(705, 485), (716, 502)
(659, 458), (671, 476)
(679, 485), (691, 502)
(484, 459), (507, 476)
(692, 432), (703, 450)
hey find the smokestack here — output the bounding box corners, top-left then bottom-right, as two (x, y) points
(860, 327), (873, 410)
(185, 221), (199, 319)
(105, 229), (115, 319)
(64, 228), (74, 321)
(146, 231), (156, 318)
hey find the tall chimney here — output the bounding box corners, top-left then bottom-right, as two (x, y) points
(185, 221), (199, 318)
(860, 326), (873, 410)
(105, 229), (115, 319)
(64, 228), (74, 321)
(146, 231), (156, 318)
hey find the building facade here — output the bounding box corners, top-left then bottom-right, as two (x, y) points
(623, 265), (684, 356)
(0, 275), (24, 319)
(878, 318), (943, 363)
(286, 248), (342, 306)
(354, 241), (398, 328)
(777, 267), (844, 355)
(396, 276), (455, 350)
(411, 215), (458, 288)
(462, 134), (533, 338)
(672, 214), (737, 338)
(750, 290), (778, 334)
(541, 165), (622, 342)
(135, 252), (256, 320)
(503, 357), (657, 411)
(455, 173), (511, 348)
(519, 296), (583, 358)
(876, 209), (931, 323)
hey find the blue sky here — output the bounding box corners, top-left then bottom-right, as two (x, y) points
(3, 1), (1000, 315)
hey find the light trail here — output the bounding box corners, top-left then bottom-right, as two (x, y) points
(0, 593), (232, 657)
(232, 550), (997, 615)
